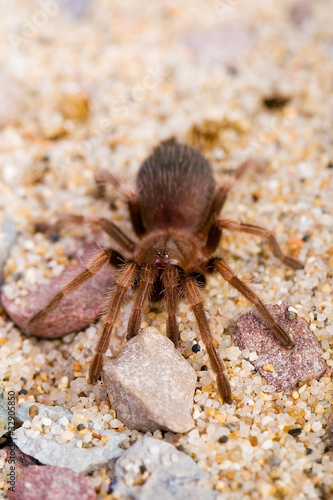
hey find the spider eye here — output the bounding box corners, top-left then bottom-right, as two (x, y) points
(157, 251), (168, 259)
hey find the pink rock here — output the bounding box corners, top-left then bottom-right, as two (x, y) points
(232, 301), (327, 390)
(7, 465), (96, 500)
(183, 25), (254, 70)
(1, 242), (116, 339)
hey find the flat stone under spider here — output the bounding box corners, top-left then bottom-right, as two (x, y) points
(27, 138), (303, 402)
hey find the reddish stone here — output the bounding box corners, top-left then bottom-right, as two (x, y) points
(4, 442), (41, 475)
(7, 465), (96, 500)
(1, 242), (116, 339)
(233, 301), (327, 390)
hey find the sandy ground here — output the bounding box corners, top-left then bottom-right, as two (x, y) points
(1, 1), (333, 498)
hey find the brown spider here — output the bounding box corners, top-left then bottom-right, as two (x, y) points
(27, 138), (303, 402)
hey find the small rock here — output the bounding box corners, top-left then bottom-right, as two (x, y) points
(290, 0), (313, 27)
(7, 465), (96, 500)
(233, 301), (327, 390)
(4, 440), (41, 475)
(103, 327), (196, 433)
(13, 402), (128, 474)
(113, 437), (216, 500)
(0, 219), (17, 274)
(1, 242), (116, 338)
(0, 387), (8, 437)
(183, 25), (254, 70)
(16, 402), (72, 424)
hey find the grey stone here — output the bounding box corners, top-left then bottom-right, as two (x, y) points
(232, 301), (328, 390)
(7, 465), (96, 500)
(0, 387), (8, 437)
(113, 437), (216, 500)
(13, 402), (128, 474)
(0, 219), (17, 272)
(16, 402), (72, 423)
(103, 327), (196, 433)
(1, 241), (116, 338)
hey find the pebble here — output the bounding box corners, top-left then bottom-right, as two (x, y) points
(0, 219), (17, 274)
(183, 25), (254, 70)
(13, 402), (128, 474)
(232, 301), (327, 390)
(103, 327), (197, 433)
(113, 437), (216, 500)
(7, 465), (96, 500)
(0, 388), (8, 438)
(1, 242), (116, 339)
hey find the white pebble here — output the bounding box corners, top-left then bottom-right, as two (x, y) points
(311, 421), (322, 432)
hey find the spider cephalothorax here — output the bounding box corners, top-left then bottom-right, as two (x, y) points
(27, 138), (303, 402)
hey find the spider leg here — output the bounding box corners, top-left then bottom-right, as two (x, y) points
(211, 158), (255, 215)
(95, 169), (136, 201)
(126, 264), (156, 339)
(207, 257), (294, 347)
(183, 275), (232, 403)
(88, 261), (139, 384)
(197, 158), (255, 239)
(95, 170), (146, 236)
(162, 265), (180, 345)
(217, 219), (304, 269)
(46, 214), (136, 253)
(26, 248), (122, 332)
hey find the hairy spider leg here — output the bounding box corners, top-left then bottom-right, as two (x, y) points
(126, 264), (156, 339)
(88, 261), (139, 384)
(162, 265), (180, 345)
(48, 214), (136, 253)
(216, 219), (304, 269)
(95, 169), (146, 236)
(183, 275), (232, 402)
(26, 248), (125, 333)
(208, 257), (294, 347)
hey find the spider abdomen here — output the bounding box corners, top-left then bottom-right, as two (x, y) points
(137, 138), (216, 232)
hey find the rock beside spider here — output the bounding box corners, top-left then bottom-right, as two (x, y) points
(112, 437), (216, 500)
(7, 465), (96, 500)
(103, 327), (197, 433)
(1, 241), (116, 339)
(233, 300), (328, 390)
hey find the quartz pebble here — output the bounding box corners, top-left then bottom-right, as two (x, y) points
(113, 437), (216, 500)
(0, 219), (17, 273)
(13, 402), (128, 474)
(233, 301), (327, 390)
(7, 465), (96, 500)
(1, 242), (116, 339)
(103, 327), (196, 433)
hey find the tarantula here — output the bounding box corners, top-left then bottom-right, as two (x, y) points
(27, 138), (303, 402)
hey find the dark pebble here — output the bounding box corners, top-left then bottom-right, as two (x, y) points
(218, 435), (228, 443)
(288, 428), (302, 437)
(18, 389), (27, 395)
(192, 344), (201, 353)
(306, 448), (313, 455)
(200, 365), (208, 371)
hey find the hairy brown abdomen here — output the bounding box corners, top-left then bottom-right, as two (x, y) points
(137, 139), (216, 232)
